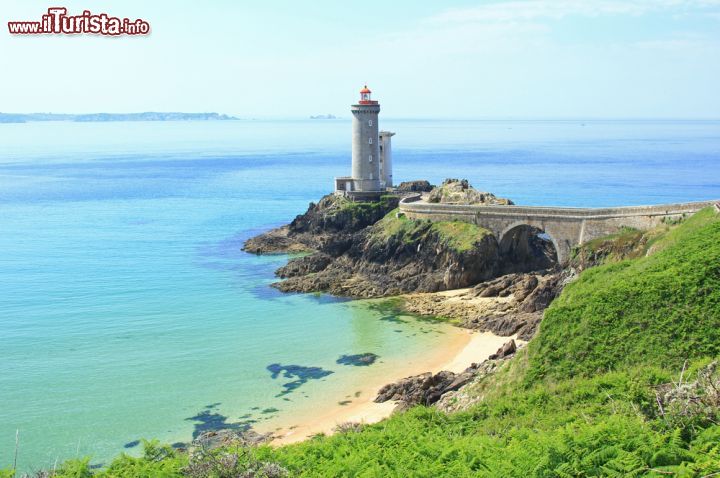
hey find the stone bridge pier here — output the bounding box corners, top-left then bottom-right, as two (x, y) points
(399, 196), (717, 265)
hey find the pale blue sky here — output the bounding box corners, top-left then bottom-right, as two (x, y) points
(1, 0), (719, 118)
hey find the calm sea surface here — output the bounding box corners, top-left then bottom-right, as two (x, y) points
(1, 119), (719, 470)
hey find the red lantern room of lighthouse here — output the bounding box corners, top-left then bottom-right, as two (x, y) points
(358, 85), (378, 105)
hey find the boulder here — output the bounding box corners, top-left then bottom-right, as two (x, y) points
(375, 364), (488, 410)
(396, 180), (434, 192)
(488, 339), (517, 360)
(427, 179), (514, 206)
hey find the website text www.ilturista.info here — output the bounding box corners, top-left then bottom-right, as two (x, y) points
(8, 8), (150, 36)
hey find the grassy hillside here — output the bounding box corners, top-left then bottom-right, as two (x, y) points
(527, 208), (720, 382)
(5, 209), (720, 477)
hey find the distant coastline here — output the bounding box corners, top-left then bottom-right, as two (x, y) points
(0, 112), (238, 123)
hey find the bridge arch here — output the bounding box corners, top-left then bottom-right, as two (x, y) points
(497, 220), (565, 268)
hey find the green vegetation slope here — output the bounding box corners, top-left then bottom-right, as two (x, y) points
(527, 208), (720, 382)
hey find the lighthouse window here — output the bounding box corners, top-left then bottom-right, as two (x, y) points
(369, 155), (373, 163)
(368, 119), (373, 126)
(368, 137), (373, 144)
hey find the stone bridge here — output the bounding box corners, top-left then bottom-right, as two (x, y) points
(399, 195), (718, 265)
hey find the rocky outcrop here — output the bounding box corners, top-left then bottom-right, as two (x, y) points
(276, 253), (333, 278)
(401, 270), (562, 341)
(427, 179), (514, 206)
(435, 361), (503, 414)
(396, 180), (434, 192)
(471, 271), (562, 313)
(244, 184), (549, 298)
(488, 339), (516, 360)
(273, 220), (500, 298)
(242, 194), (399, 255)
(376, 359), (509, 412)
(375, 371), (461, 411)
(568, 228), (647, 272)
(242, 226), (313, 255)
(244, 186), (565, 330)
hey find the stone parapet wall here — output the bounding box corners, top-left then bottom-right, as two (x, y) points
(399, 197), (717, 265)
(399, 199), (716, 220)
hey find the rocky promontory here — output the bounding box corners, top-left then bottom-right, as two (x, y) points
(243, 194), (399, 255)
(243, 180), (531, 298)
(374, 340), (517, 412)
(427, 178), (515, 205)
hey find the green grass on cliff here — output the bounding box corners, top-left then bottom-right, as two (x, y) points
(373, 209), (490, 252)
(570, 226), (647, 264)
(372, 208), (415, 239)
(429, 220), (491, 252)
(526, 207), (720, 383)
(5, 209), (720, 477)
(336, 195), (398, 217)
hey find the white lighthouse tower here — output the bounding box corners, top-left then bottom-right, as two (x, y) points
(335, 85), (395, 198)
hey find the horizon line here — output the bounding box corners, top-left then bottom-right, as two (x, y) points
(2, 112), (720, 122)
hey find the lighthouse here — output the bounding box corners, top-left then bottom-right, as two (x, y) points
(334, 85), (395, 198)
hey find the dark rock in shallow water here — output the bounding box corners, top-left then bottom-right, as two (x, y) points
(123, 440), (140, 449)
(336, 353), (379, 367)
(185, 410), (255, 439)
(379, 315), (407, 324)
(266, 363), (334, 396)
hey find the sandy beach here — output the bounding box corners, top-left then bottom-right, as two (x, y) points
(271, 327), (513, 445)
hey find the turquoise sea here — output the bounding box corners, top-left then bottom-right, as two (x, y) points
(1, 119), (719, 471)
